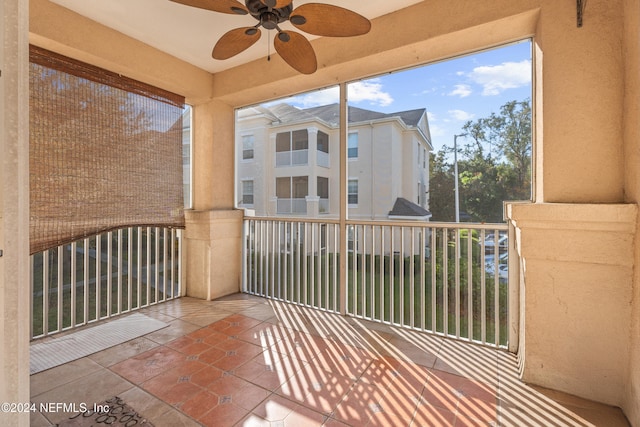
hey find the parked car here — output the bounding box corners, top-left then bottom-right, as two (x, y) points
(484, 232), (508, 254)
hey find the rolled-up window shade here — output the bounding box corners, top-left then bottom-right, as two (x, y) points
(29, 45), (186, 254)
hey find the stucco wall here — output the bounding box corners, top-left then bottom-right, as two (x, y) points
(1, 0), (30, 425)
(623, 0), (640, 424)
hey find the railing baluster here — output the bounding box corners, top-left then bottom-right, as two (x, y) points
(410, 227), (415, 329)
(431, 227), (436, 334)
(127, 229), (133, 310)
(117, 229), (122, 315)
(70, 242), (77, 328)
(455, 228), (460, 339)
(137, 227), (142, 308)
(481, 229), (487, 344)
(154, 227), (160, 304)
(467, 228), (473, 341)
(163, 228), (168, 302)
(43, 250), (49, 336)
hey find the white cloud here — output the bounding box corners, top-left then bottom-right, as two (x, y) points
(285, 87), (340, 107)
(427, 112), (437, 122)
(348, 80), (394, 107)
(449, 109), (475, 121)
(283, 79), (393, 108)
(468, 59), (531, 96)
(429, 123), (446, 137)
(449, 84), (472, 98)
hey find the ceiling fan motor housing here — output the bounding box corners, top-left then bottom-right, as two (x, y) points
(245, 0), (293, 27)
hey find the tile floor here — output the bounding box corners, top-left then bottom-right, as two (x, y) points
(30, 294), (630, 427)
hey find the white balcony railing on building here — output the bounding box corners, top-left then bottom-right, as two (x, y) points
(242, 218), (510, 348)
(319, 198), (330, 214)
(317, 151), (330, 168)
(276, 198), (308, 215)
(30, 226), (182, 339)
(276, 149), (309, 167)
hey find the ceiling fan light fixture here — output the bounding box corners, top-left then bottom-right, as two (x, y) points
(277, 32), (290, 42)
(289, 15), (306, 25)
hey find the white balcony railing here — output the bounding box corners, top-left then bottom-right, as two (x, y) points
(276, 149), (308, 167)
(276, 198), (308, 215)
(242, 218), (510, 348)
(30, 226), (182, 339)
(317, 150), (330, 168)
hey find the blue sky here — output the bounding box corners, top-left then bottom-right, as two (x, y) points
(281, 40), (532, 153)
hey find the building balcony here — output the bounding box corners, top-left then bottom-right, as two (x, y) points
(30, 294), (629, 426)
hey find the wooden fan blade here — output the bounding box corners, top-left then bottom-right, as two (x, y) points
(290, 3), (371, 37)
(274, 31), (317, 74)
(170, 0), (248, 15)
(259, 0), (292, 8)
(213, 27), (262, 60)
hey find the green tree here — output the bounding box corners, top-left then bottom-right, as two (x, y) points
(428, 150), (455, 221)
(430, 99), (531, 223)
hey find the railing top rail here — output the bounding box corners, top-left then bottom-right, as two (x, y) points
(244, 215), (508, 230)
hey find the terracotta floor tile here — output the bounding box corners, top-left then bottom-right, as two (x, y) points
(270, 330), (332, 362)
(190, 365), (225, 388)
(284, 403), (328, 427)
(235, 322), (294, 348)
(312, 341), (375, 381)
(410, 401), (457, 427)
(198, 346), (227, 365)
(210, 341), (265, 371)
(232, 383), (271, 411)
(251, 394), (295, 424)
(110, 346), (185, 384)
(333, 382), (385, 425)
(206, 374), (270, 411)
(276, 366), (355, 415)
(235, 413), (271, 427)
(198, 401), (248, 427)
(166, 336), (197, 351)
(179, 389), (219, 420)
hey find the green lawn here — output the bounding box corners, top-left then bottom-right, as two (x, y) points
(245, 230), (509, 347)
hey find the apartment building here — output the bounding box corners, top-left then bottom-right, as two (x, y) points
(236, 103), (433, 220)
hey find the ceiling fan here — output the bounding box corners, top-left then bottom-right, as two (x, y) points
(170, 0), (371, 74)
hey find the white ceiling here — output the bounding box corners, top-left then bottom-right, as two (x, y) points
(50, 0), (424, 73)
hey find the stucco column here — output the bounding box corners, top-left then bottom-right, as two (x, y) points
(184, 100), (243, 300)
(0, 0), (30, 424)
(506, 203), (636, 407)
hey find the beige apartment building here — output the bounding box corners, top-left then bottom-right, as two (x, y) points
(236, 103), (433, 220)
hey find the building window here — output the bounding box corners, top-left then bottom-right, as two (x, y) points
(242, 180), (254, 205)
(276, 129), (308, 166)
(276, 176), (308, 214)
(317, 130), (330, 168)
(242, 135), (255, 160)
(348, 179), (358, 206)
(318, 176), (329, 213)
(348, 132), (358, 159)
(418, 182), (421, 205)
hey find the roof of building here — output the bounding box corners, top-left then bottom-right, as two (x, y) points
(268, 103), (426, 128)
(388, 197), (432, 219)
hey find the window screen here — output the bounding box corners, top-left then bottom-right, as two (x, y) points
(29, 45), (186, 254)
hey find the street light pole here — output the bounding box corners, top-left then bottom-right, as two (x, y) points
(453, 133), (466, 223)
